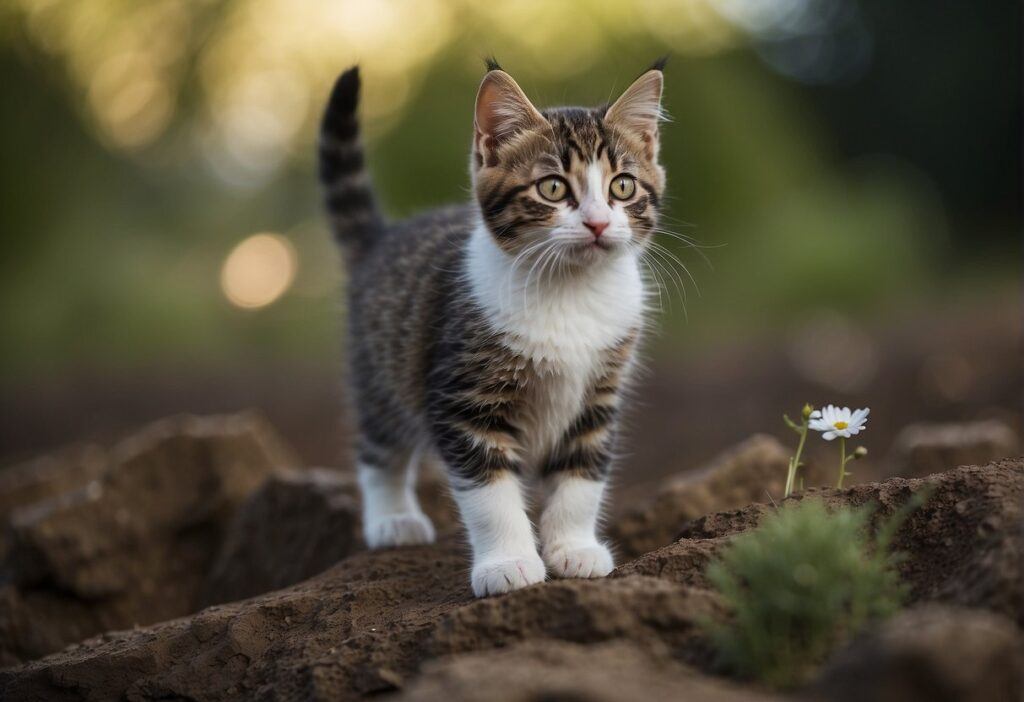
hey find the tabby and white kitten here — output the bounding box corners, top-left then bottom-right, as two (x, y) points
(319, 60), (666, 597)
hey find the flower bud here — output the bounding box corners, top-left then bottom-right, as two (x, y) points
(853, 446), (868, 459)
(801, 404), (813, 419)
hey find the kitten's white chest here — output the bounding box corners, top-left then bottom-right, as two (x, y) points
(520, 362), (592, 467)
(466, 226), (644, 466)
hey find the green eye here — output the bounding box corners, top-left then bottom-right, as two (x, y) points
(537, 176), (569, 202)
(610, 174), (636, 200)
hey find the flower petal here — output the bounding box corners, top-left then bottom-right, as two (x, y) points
(850, 408), (869, 428)
(822, 430), (837, 441)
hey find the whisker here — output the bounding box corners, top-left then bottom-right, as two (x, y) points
(643, 248), (684, 318)
(648, 239), (701, 298)
(522, 240), (558, 316)
(631, 245), (667, 314)
(505, 237), (551, 309)
(646, 241), (690, 304)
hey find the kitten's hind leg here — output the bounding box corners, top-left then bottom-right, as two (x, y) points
(358, 441), (435, 549)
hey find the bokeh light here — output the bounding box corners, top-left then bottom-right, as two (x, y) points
(5, 0), (749, 184)
(220, 233), (297, 309)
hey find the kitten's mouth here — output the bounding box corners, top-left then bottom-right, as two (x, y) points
(566, 238), (613, 252)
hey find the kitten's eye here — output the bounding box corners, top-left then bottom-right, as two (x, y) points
(610, 174), (637, 200)
(536, 176), (569, 202)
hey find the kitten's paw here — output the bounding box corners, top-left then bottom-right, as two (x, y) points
(543, 542), (614, 579)
(471, 554), (546, 598)
(364, 512), (435, 549)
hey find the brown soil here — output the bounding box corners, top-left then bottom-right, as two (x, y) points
(814, 606), (1023, 702)
(0, 413), (296, 665)
(0, 413), (1020, 701)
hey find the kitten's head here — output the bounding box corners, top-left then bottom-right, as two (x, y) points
(471, 60), (666, 269)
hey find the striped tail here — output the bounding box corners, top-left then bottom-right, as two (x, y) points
(319, 67), (382, 255)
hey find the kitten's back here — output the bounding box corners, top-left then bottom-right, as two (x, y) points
(347, 204), (481, 440)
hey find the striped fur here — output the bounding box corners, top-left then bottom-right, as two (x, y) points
(319, 67), (382, 255)
(323, 61), (668, 597)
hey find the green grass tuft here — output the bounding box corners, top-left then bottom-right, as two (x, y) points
(703, 498), (915, 688)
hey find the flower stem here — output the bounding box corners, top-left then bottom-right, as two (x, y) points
(836, 436), (847, 489)
(784, 422), (809, 499)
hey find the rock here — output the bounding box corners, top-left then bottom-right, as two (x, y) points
(611, 435), (791, 559)
(202, 468), (362, 606)
(0, 412), (295, 664)
(890, 419), (1018, 478)
(0, 443), (108, 528)
(202, 465), (460, 606)
(395, 640), (776, 702)
(814, 606), (1024, 702)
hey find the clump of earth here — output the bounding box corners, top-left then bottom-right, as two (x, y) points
(0, 413), (1020, 701)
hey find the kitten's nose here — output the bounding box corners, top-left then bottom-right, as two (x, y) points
(583, 220), (609, 238)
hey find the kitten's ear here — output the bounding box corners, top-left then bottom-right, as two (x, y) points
(474, 70), (545, 165)
(605, 68), (664, 158)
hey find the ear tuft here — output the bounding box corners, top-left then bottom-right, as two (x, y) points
(605, 69), (664, 148)
(484, 56), (502, 72)
(648, 55), (669, 73)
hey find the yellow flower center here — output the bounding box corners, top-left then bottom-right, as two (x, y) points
(834, 421), (849, 430)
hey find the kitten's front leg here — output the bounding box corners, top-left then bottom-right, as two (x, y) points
(539, 474), (613, 579)
(539, 379), (623, 579)
(432, 386), (544, 598)
(451, 472), (545, 597)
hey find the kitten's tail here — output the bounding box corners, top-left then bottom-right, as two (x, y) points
(319, 66), (382, 256)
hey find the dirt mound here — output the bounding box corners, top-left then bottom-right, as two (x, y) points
(396, 641), (776, 702)
(2, 457), (1020, 701)
(0, 413), (296, 665)
(2, 541), (472, 700)
(611, 435), (828, 559)
(203, 466), (459, 607)
(622, 460), (1023, 622)
(889, 419), (1019, 478)
(815, 605), (1023, 702)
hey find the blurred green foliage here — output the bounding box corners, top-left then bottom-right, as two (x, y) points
(0, 1), (1018, 378)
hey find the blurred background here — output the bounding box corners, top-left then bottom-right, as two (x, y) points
(1, 0), (1020, 483)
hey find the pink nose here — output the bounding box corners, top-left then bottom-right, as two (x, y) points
(584, 220), (608, 238)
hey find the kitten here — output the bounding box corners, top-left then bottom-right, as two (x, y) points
(319, 59), (666, 597)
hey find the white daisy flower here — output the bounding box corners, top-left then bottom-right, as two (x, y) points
(808, 405), (869, 441)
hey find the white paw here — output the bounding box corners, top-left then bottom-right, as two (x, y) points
(471, 554), (546, 598)
(543, 542), (614, 579)
(364, 512), (435, 549)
